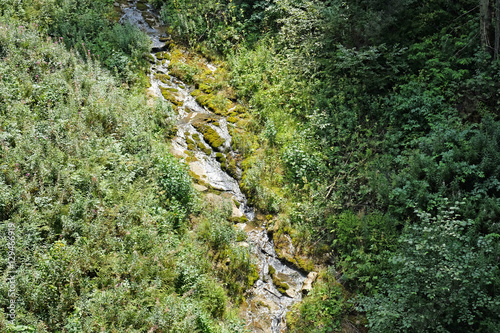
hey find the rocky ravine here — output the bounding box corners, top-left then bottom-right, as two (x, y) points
(118, 1), (317, 331)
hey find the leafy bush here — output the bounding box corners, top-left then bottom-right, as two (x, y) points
(287, 267), (352, 333)
(330, 212), (397, 292)
(360, 204), (500, 332)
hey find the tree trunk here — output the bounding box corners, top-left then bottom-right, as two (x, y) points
(480, 0), (493, 54)
(495, 0), (500, 59)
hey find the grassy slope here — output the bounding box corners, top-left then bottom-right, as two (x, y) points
(0, 19), (254, 333)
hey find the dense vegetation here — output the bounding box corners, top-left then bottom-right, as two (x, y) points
(0, 0), (150, 83)
(151, 0), (500, 331)
(1, 0), (500, 331)
(0, 3), (256, 332)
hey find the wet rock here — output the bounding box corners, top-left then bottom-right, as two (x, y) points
(285, 288), (296, 298)
(155, 51), (170, 60)
(136, 2), (148, 11)
(160, 86), (183, 106)
(231, 200), (244, 219)
(193, 184), (208, 192)
(244, 295), (279, 333)
(154, 73), (171, 84)
(189, 161), (207, 180)
(194, 123), (226, 151)
(272, 272), (290, 294)
(301, 272), (318, 295)
(187, 112), (218, 126)
(273, 233), (296, 266)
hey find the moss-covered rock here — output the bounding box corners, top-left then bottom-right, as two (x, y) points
(192, 123), (225, 151)
(233, 199), (241, 208)
(160, 87), (183, 106)
(296, 255), (315, 273)
(186, 136), (195, 146)
(191, 89), (203, 98)
(274, 276), (290, 294)
(146, 54), (155, 63)
(193, 91), (231, 116)
(155, 51), (171, 61)
(233, 104), (247, 114)
(229, 216), (248, 224)
(224, 157), (238, 179)
(227, 116), (238, 123)
(154, 74), (171, 84)
(215, 152), (226, 164)
(199, 83), (213, 94)
(197, 140), (212, 155)
(190, 113), (218, 128)
(268, 266), (290, 294)
(136, 2), (148, 11)
(248, 264), (259, 287)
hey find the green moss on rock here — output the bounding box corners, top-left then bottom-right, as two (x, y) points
(155, 51), (171, 61)
(296, 256), (315, 273)
(196, 140), (212, 155)
(160, 87), (183, 106)
(233, 199), (241, 208)
(191, 89), (203, 98)
(248, 264), (259, 287)
(146, 54), (155, 63)
(136, 2), (148, 11)
(154, 74), (171, 84)
(273, 275), (290, 294)
(233, 105), (247, 114)
(193, 123), (225, 151)
(193, 92), (230, 116)
(215, 152), (226, 163)
(199, 83), (213, 94)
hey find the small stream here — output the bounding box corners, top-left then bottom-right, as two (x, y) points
(118, 2), (307, 331)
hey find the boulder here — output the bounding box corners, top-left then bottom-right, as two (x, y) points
(301, 271), (318, 295)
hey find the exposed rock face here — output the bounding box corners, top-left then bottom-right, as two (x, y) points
(301, 271), (318, 295)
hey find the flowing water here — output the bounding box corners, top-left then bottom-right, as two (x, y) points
(118, 2), (308, 331)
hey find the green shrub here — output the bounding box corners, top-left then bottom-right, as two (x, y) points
(360, 205), (500, 332)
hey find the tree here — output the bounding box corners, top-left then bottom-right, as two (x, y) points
(360, 204), (500, 332)
(480, 0), (500, 58)
(480, 0), (493, 54)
